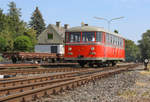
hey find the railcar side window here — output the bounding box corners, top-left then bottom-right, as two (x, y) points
(69, 32), (81, 42)
(96, 32), (102, 42)
(117, 37), (120, 46)
(115, 36), (118, 46)
(113, 36), (115, 45)
(119, 38), (123, 47)
(121, 39), (123, 47)
(110, 35), (113, 44)
(82, 32), (95, 42)
(106, 33), (109, 43)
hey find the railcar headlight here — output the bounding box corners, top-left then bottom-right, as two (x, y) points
(90, 52), (96, 55)
(68, 52), (73, 55)
(68, 47), (72, 51)
(91, 47), (95, 51)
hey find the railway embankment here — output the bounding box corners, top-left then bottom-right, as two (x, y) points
(34, 65), (150, 102)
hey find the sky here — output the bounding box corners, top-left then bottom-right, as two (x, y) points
(0, 0), (150, 43)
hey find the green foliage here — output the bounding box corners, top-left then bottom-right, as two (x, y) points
(125, 39), (140, 62)
(138, 30), (150, 59)
(8, 1), (21, 18)
(14, 36), (33, 52)
(0, 55), (4, 62)
(0, 36), (7, 52)
(0, 2), (37, 52)
(24, 28), (37, 50)
(114, 29), (119, 34)
(0, 30), (14, 51)
(7, 1), (26, 38)
(29, 7), (46, 37)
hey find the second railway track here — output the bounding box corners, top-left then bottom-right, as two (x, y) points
(0, 64), (139, 102)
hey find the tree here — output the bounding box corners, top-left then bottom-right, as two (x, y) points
(7, 1), (26, 38)
(29, 7), (46, 37)
(114, 29), (119, 34)
(14, 36), (33, 52)
(24, 28), (37, 51)
(0, 9), (5, 32)
(0, 36), (7, 52)
(0, 2), (37, 52)
(138, 30), (150, 60)
(0, 8), (14, 51)
(125, 39), (140, 62)
(8, 1), (21, 19)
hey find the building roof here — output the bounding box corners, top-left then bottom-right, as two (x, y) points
(50, 24), (65, 39)
(37, 22), (68, 44)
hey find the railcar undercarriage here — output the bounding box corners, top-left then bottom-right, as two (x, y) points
(77, 60), (122, 68)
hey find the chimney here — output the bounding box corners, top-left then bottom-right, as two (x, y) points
(56, 22), (61, 28)
(84, 24), (88, 26)
(64, 24), (69, 29)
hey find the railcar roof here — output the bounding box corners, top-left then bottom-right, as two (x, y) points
(66, 26), (123, 38)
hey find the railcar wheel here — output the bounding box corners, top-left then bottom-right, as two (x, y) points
(80, 63), (85, 67)
(78, 61), (86, 67)
(89, 63), (94, 68)
(11, 56), (17, 64)
(107, 63), (110, 67)
(52, 58), (55, 63)
(112, 62), (116, 66)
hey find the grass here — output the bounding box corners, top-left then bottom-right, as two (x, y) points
(142, 91), (150, 97)
(118, 89), (137, 98)
(140, 71), (150, 75)
(136, 81), (147, 87)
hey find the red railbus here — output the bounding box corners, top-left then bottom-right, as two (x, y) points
(64, 25), (125, 67)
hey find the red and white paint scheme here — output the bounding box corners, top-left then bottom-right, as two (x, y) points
(64, 25), (125, 67)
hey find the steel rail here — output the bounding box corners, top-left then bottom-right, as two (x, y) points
(0, 69), (96, 87)
(0, 67), (83, 75)
(0, 63), (78, 70)
(0, 77), (75, 97)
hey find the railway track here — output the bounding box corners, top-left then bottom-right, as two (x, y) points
(0, 65), (80, 76)
(0, 63), (78, 70)
(0, 64), (40, 69)
(0, 64), (139, 102)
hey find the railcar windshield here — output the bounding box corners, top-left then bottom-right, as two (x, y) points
(82, 32), (95, 42)
(69, 32), (81, 42)
(65, 32), (102, 43)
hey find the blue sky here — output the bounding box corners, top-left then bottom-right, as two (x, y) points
(0, 0), (150, 43)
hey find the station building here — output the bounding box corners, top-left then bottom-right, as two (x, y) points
(35, 22), (69, 54)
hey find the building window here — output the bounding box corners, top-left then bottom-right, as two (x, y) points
(47, 33), (53, 39)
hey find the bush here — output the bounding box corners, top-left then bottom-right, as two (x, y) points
(14, 35), (33, 52)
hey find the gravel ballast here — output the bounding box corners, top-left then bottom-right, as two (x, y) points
(34, 65), (150, 102)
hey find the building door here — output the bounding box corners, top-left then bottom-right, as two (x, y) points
(51, 46), (57, 53)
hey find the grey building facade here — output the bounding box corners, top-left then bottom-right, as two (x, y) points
(35, 22), (69, 54)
